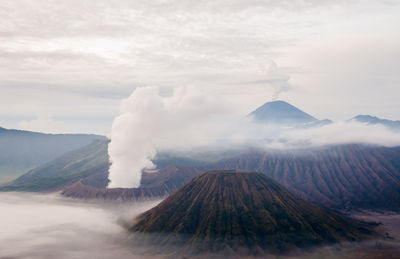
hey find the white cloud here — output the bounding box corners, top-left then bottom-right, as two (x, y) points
(277, 122), (400, 148)
(0, 0), (399, 134)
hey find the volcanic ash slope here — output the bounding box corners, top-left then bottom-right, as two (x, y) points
(129, 170), (375, 256)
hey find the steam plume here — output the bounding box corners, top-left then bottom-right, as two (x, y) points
(107, 86), (231, 188)
(108, 87), (400, 188)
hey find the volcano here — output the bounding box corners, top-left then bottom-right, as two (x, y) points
(129, 170), (373, 255)
(248, 100), (318, 125)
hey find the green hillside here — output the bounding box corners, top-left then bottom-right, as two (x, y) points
(0, 139), (109, 191)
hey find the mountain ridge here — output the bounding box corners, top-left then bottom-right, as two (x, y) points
(0, 126), (105, 183)
(352, 114), (400, 131)
(61, 165), (200, 201)
(206, 144), (400, 210)
(0, 139), (109, 191)
(4, 141), (400, 211)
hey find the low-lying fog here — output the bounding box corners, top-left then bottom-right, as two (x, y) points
(0, 192), (161, 259)
(1, 193), (400, 258)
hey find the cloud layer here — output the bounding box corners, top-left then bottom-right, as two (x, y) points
(0, 192), (160, 259)
(0, 1), (399, 133)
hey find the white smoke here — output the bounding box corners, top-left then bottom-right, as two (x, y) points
(265, 61), (291, 101)
(107, 86), (234, 188)
(108, 86), (400, 188)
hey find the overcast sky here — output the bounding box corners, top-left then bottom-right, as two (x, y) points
(0, 0), (399, 135)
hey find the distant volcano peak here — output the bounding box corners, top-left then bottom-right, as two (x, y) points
(249, 100), (318, 125)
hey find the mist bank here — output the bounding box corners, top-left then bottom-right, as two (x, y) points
(0, 192), (160, 259)
(108, 86), (400, 188)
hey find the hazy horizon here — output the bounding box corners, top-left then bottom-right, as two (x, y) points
(1, 0), (399, 135)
